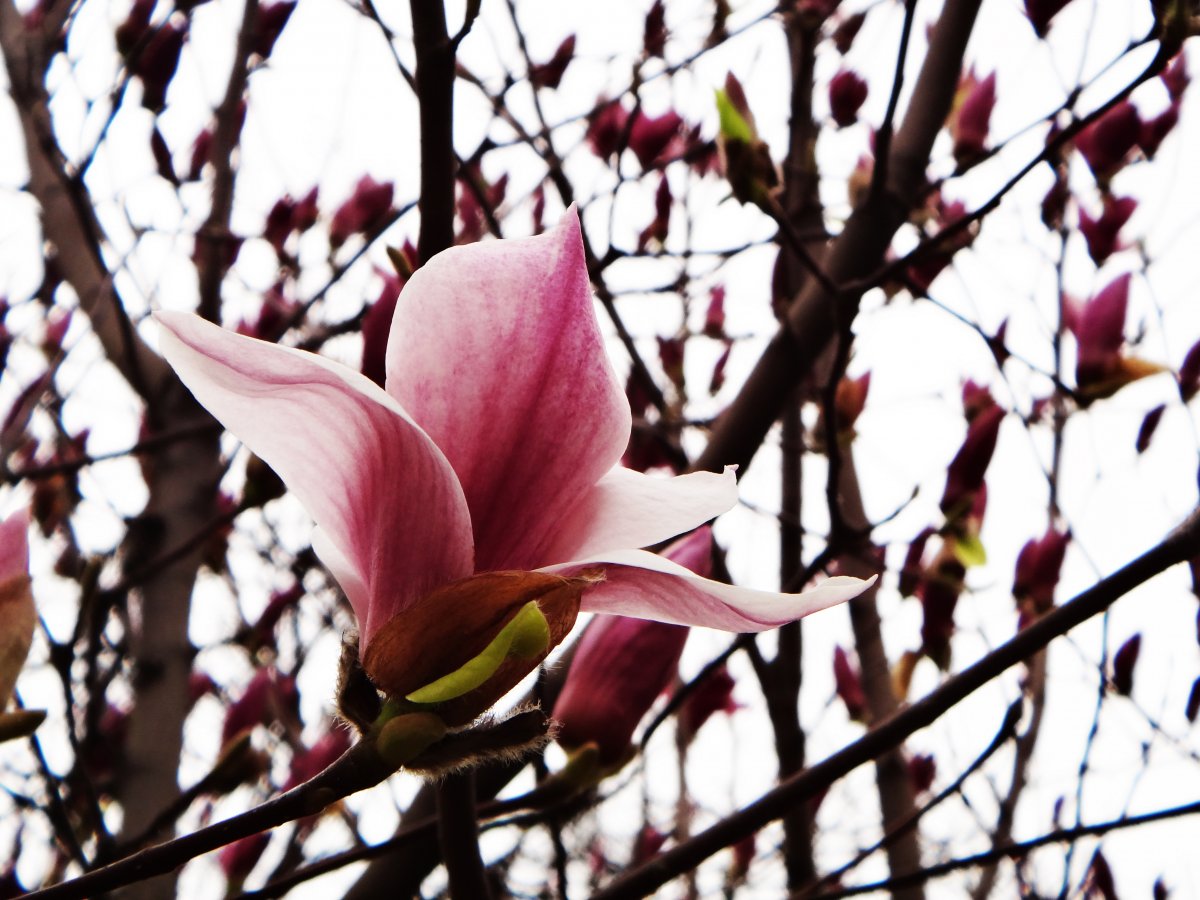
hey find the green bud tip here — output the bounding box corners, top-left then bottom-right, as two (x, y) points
(405, 601), (552, 705)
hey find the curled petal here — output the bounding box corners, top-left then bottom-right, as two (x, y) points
(155, 312), (474, 648)
(385, 209), (630, 572)
(546, 548), (873, 632)
(539, 467), (736, 565)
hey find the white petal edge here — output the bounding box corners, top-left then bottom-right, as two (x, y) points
(542, 547), (875, 632)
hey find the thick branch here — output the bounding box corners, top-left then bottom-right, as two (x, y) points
(693, 0), (982, 475)
(196, 0), (259, 322)
(838, 454), (924, 900)
(410, 0), (457, 261)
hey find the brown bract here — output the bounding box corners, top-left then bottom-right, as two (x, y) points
(362, 570), (595, 726)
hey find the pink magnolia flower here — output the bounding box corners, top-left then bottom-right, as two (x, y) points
(156, 211), (869, 724)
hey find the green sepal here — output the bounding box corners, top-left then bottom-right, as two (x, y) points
(375, 712), (447, 768)
(716, 89), (755, 144)
(405, 601), (551, 704)
(953, 533), (988, 568)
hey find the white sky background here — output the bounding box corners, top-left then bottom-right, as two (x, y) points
(3, 0), (1200, 896)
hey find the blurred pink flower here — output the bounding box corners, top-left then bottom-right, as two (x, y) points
(157, 211), (869, 723)
(0, 511), (32, 710)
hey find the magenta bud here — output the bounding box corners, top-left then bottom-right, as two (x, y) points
(283, 725), (352, 791)
(953, 71), (996, 163)
(629, 110), (685, 169)
(1111, 633), (1141, 695)
(704, 284), (726, 337)
(187, 128), (212, 181)
(899, 526), (935, 598)
(632, 825), (668, 866)
(831, 12), (865, 54)
(678, 663), (737, 740)
(833, 646), (866, 721)
(1161, 53), (1189, 102)
(329, 176), (394, 247)
(115, 0), (154, 56)
(291, 186), (319, 232)
(586, 99), (630, 160)
(1013, 526), (1070, 627)
(829, 69), (868, 128)
(637, 176), (673, 251)
(1078, 195), (1136, 265)
(1023, 0), (1072, 37)
(133, 22), (186, 113)
(220, 667), (300, 748)
(553, 615), (688, 766)
(252, 1), (296, 59)
(961, 379), (993, 420)
(361, 271), (404, 387)
(1075, 101), (1141, 181)
(219, 832), (270, 887)
(1179, 338), (1200, 400)
(251, 581), (304, 647)
(1027, 0), (1075, 37)
(918, 561), (964, 669)
(907, 753), (936, 794)
(1074, 273), (1130, 388)
(1137, 102), (1179, 159)
(940, 402), (1004, 517)
(263, 196), (295, 254)
(657, 335), (685, 390)
(643, 0), (666, 58)
(529, 34), (575, 90)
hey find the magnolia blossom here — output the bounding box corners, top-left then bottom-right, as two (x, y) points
(157, 211), (869, 723)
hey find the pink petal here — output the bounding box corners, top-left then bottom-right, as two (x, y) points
(385, 209), (630, 572)
(155, 312), (474, 648)
(538, 467), (736, 566)
(545, 549), (873, 632)
(0, 510), (29, 586)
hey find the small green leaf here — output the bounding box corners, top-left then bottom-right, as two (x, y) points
(405, 601), (551, 704)
(716, 89), (754, 144)
(953, 533), (988, 568)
